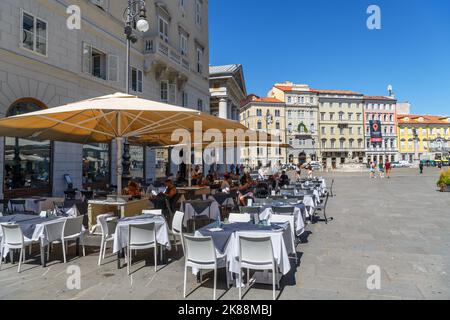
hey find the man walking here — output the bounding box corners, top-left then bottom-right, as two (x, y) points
(419, 161), (424, 174)
(385, 160), (391, 179)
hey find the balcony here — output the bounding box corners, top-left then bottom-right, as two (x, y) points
(144, 37), (191, 76)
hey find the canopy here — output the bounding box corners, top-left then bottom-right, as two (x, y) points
(0, 93), (247, 194)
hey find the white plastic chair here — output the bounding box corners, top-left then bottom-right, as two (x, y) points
(183, 235), (229, 300)
(238, 234), (277, 300)
(127, 222), (157, 275)
(0, 224), (33, 273)
(228, 213), (251, 223)
(169, 211), (185, 253)
(269, 215), (298, 263)
(97, 213), (117, 266)
(142, 209), (163, 216)
(58, 216), (85, 263)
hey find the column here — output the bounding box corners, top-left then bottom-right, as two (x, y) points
(218, 98), (228, 119)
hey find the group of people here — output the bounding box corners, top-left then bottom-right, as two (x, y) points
(369, 160), (392, 179)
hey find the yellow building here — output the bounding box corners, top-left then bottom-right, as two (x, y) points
(397, 115), (450, 162)
(240, 95), (287, 167)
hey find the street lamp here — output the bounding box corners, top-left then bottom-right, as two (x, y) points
(265, 111), (273, 167)
(121, 1), (149, 181)
(413, 128), (420, 167)
(123, 0), (149, 95)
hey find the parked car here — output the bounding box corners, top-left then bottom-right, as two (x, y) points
(392, 160), (411, 168)
(310, 161), (322, 170)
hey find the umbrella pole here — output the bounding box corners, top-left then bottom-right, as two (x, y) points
(116, 137), (123, 196)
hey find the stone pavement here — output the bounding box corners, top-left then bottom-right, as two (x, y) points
(1, 168), (449, 300)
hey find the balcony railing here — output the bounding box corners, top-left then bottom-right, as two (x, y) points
(144, 37), (190, 72)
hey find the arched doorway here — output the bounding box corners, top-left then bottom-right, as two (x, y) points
(3, 98), (52, 198)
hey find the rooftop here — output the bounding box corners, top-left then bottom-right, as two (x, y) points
(397, 114), (450, 124)
(209, 64), (242, 75)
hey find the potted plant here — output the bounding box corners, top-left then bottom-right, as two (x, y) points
(437, 168), (450, 192)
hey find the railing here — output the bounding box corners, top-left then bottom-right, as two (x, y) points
(144, 37), (190, 72)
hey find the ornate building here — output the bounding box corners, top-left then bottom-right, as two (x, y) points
(240, 95), (286, 167)
(317, 90), (365, 169)
(363, 96), (398, 163)
(397, 115), (450, 163)
(0, 0), (209, 197)
(268, 82), (319, 164)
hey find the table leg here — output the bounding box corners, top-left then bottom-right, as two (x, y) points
(117, 249), (122, 269)
(76, 238), (80, 256)
(40, 244), (46, 268)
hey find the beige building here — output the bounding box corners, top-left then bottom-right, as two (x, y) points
(240, 95), (287, 167)
(317, 90), (365, 169)
(0, 0), (209, 197)
(268, 82), (319, 164)
(209, 64), (246, 121)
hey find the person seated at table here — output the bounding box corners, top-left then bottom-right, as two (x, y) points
(124, 180), (141, 199)
(176, 171), (187, 184)
(206, 169), (215, 185)
(150, 179), (178, 216)
(237, 175), (255, 206)
(221, 174), (238, 194)
(279, 170), (290, 188)
(191, 165), (203, 185)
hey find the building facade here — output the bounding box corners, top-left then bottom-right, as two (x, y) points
(240, 95), (286, 168)
(0, 0), (209, 197)
(397, 115), (450, 163)
(209, 64), (246, 121)
(268, 82), (319, 164)
(363, 96), (398, 163)
(317, 90), (365, 169)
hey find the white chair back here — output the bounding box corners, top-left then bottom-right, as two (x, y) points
(172, 211), (184, 234)
(142, 209), (162, 216)
(184, 235), (216, 264)
(97, 213), (116, 237)
(269, 215), (295, 245)
(1, 224), (23, 246)
(238, 235), (274, 265)
(228, 213), (251, 223)
(63, 216), (84, 238)
(128, 223), (156, 247)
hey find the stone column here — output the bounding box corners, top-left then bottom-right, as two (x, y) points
(218, 98), (228, 119)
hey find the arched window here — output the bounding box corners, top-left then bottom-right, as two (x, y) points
(4, 98), (52, 197)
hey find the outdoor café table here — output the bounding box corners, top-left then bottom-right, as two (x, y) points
(208, 193), (234, 208)
(0, 214), (66, 267)
(113, 214), (171, 269)
(195, 221), (293, 287)
(178, 186), (211, 198)
(259, 201), (306, 236)
(8, 197), (47, 214)
(182, 199), (220, 228)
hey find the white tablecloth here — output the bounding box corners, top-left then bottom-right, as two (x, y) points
(0, 218), (66, 257)
(8, 198), (44, 214)
(194, 225), (293, 278)
(113, 215), (171, 253)
(259, 206), (305, 236)
(182, 201), (220, 227)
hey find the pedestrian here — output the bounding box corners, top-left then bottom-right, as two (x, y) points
(378, 162), (385, 179)
(385, 160), (391, 179)
(369, 161), (376, 179)
(295, 163), (301, 181)
(419, 161), (424, 174)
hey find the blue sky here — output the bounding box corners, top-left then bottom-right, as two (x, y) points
(209, 0), (450, 115)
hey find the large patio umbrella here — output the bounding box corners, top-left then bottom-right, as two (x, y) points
(0, 93), (247, 194)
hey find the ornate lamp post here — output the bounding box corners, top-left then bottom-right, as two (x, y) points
(413, 128), (420, 167)
(121, 1), (149, 183)
(265, 110), (273, 167)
